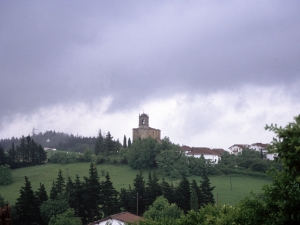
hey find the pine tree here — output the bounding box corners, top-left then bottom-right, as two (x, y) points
(199, 170), (215, 206)
(161, 178), (175, 204)
(82, 163), (102, 223)
(100, 172), (120, 217)
(123, 135), (127, 148)
(190, 186), (199, 211)
(71, 175), (85, 219)
(104, 132), (114, 156)
(133, 171), (146, 215)
(146, 171), (162, 207)
(95, 130), (105, 155)
(0, 145), (6, 165)
(15, 176), (40, 225)
(119, 185), (135, 214)
(190, 179), (202, 208)
(35, 183), (48, 205)
(175, 174), (191, 213)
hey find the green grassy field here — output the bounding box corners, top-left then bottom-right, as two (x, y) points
(0, 162), (270, 206)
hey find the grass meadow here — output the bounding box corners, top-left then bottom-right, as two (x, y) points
(0, 162), (270, 206)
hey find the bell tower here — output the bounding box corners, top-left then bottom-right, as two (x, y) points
(139, 113), (149, 128)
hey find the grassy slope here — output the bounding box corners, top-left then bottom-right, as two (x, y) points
(0, 162), (270, 206)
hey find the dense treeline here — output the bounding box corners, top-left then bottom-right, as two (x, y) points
(9, 164), (214, 224)
(0, 136), (47, 169)
(0, 130), (97, 152)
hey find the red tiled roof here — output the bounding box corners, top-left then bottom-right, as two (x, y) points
(181, 145), (192, 152)
(89, 212), (143, 225)
(187, 147), (220, 156)
(211, 148), (226, 155)
(251, 143), (268, 149)
(229, 144), (248, 149)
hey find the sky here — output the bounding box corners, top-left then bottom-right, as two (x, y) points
(1, 0), (300, 150)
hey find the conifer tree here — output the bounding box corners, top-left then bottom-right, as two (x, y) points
(95, 130), (104, 155)
(119, 185), (135, 214)
(15, 176), (40, 225)
(82, 163), (102, 223)
(190, 186), (199, 211)
(123, 135), (127, 148)
(50, 169), (65, 200)
(146, 171), (162, 207)
(199, 170), (215, 206)
(128, 138), (132, 148)
(161, 178), (175, 204)
(190, 179), (202, 208)
(175, 174), (191, 213)
(100, 172), (120, 217)
(35, 183), (48, 205)
(0, 145), (6, 165)
(133, 171), (146, 215)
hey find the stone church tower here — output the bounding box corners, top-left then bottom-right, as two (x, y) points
(132, 113), (161, 141)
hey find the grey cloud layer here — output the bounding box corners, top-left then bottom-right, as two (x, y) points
(1, 0), (299, 121)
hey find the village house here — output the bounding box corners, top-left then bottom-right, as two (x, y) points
(181, 146), (224, 164)
(228, 144), (249, 155)
(89, 212), (143, 225)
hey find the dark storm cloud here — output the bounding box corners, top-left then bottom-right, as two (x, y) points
(1, 0), (300, 121)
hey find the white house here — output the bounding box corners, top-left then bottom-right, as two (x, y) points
(228, 144), (249, 155)
(89, 212), (143, 225)
(182, 146), (222, 164)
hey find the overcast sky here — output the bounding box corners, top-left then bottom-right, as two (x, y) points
(1, 1), (299, 150)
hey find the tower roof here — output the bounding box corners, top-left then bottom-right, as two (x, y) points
(140, 113), (149, 117)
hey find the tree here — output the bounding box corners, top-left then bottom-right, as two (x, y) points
(143, 196), (183, 222)
(95, 130), (104, 155)
(15, 176), (40, 225)
(48, 208), (81, 225)
(82, 163), (102, 223)
(119, 185), (135, 214)
(40, 197), (70, 224)
(35, 183), (48, 207)
(146, 171), (162, 207)
(190, 186), (199, 211)
(133, 171), (147, 215)
(100, 172), (120, 217)
(198, 170), (215, 207)
(50, 169), (65, 200)
(0, 145), (6, 165)
(104, 132), (114, 155)
(128, 138), (132, 148)
(0, 164), (12, 185)
(83, 147), (93, 162)
(123, 135), (127, 148)
(160, 178), (175, 204)
(175, 175), (191, 213)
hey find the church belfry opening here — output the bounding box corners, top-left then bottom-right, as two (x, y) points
(139, 113), (149, 127)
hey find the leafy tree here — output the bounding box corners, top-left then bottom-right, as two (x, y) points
(0, 164), (12, 185)
(48, 208), (82, 225)
(175, 175), (191, 213)
(100, 172), (120, 217)
(40, 197), (70, 224)
(83, 147), (93, 162)
(15, 176), (40, 225)
(123, 135), (127, 148)
(143, 196), (183, 222)
(127, 137), (159, 170)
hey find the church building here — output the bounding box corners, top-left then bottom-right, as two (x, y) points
(132, 113), (161, 141)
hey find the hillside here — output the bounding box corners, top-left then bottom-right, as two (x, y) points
(0, 162), (270, 206)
